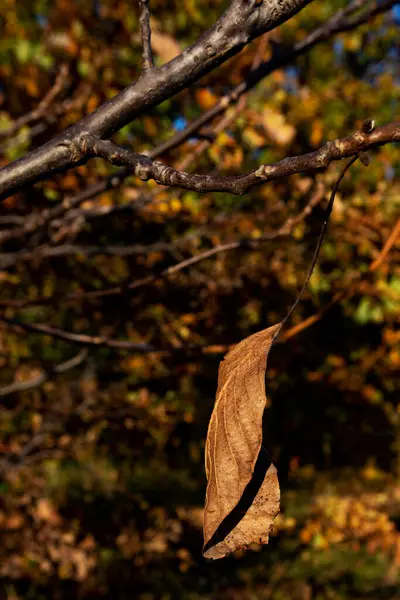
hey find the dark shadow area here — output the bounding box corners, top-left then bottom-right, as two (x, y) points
(203, 419), (273, 555)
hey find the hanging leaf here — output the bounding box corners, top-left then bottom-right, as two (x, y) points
(203, 323), (281, 559)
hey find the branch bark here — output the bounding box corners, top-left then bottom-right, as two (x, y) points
(0, 181), (325, 306)
(0, 0), (312, 201)
(0, 0), (393, 248)
(0, 349), (88, 397)
(30, 122), (399, 196)
(139, 0), (154, 71)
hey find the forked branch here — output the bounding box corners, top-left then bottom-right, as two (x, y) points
(0, 0), (312, 201)
(41, 122), (400, 196)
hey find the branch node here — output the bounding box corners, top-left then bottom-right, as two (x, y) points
(134, 157), (153, 181)
(58, 137), (85, 163)
(255, 165), (273, 180)
(361, 118), (375, 134)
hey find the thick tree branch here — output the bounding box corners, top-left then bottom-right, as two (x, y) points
(0, 0), (392, 248)
(151, 0), (397, 158)
(0, 0), (312, 201)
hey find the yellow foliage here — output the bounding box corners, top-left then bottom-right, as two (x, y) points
(300, 490), (397, 551)
(243, 126), (266, 148)
(158, 201), (169, 213)
(196, 88), (217, 110)
(262, 107), (295, 146)
(86, 95), (99, 113)
(151, 29), (181, 63)
(311, 120), (324, 146)
(170, 198), (182, 212)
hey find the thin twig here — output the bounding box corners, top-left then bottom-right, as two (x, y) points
(276, 155), (359, 339)
(139, 0), (154, 71)
(0, 316), (155, 351)
(0, 65), (69, 141)
(0, 81), (92, 155)
(0, 182), (325, 306)
(0, 234), (202, 269)
(0, 206), (397, 356)
(0, 349), (88, 397)
(0, 1), (394, 246)
(280, 211), (400, 342)
(370, 216), (400, 272)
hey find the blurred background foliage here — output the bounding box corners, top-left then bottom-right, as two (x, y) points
(0, 0), (399, 598)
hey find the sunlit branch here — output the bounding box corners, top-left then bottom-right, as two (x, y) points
(50, 122), (400, 196)
(0, 0), (394, 246)
(0, 0), (312, 201)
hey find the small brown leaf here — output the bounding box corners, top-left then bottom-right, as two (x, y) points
(203, 323), (281, 559)
(151, 31), (181, 63)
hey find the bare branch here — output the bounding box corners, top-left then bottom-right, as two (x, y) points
(0, 349), (88, 397)
(139, 0), (154, 71)
(1, 195), (397, 355)
(0, 0), (393, 246)
(153, 0), (397, 159)
(0, 0), (312, 201)
(0, 65), (69, 141)
(0, 315), (156, 351)
(370, 215), (400, 272)
(0, 81), (91, 155)
(52, 122), (400, 196)
(0, 181), (325, 306)
(0, 238), (195, 269)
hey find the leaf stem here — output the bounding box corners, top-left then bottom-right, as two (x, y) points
(274, 154), (359, 343)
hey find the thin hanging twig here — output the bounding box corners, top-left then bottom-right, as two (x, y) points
(274, 155), (360, 342)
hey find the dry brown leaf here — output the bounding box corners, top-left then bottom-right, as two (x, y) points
(151, 31), (181, 63)
(203, 323), (281, 559)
